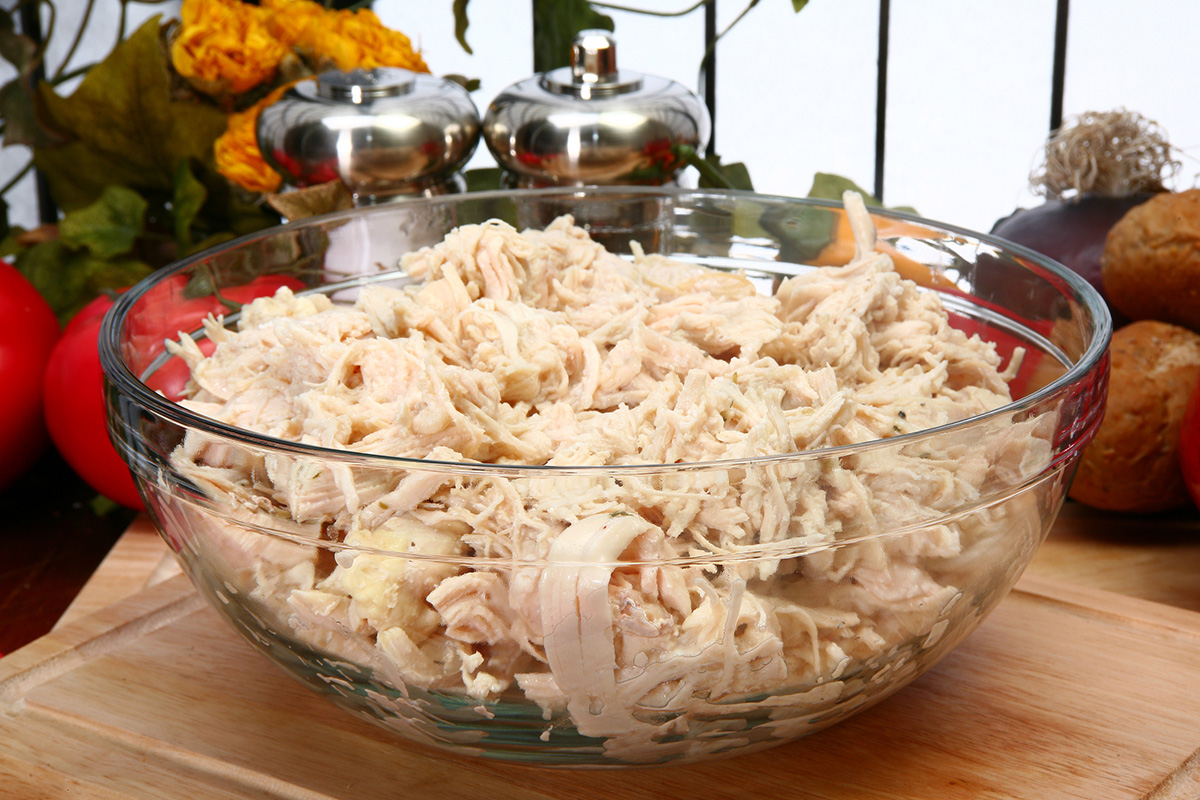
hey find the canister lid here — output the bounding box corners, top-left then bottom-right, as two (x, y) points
(540, 30), (643, 98)
(313, 67), (417, 103)
(257, 68), (481, 203)
(481, 32), (710, 187)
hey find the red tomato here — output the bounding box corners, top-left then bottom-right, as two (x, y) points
(220, 275), (304, 304)
(43, 295), (145, 510)
(128, 274), (302, 345)
(63, 290), (119, 335)
(133, 274), (303, 400)
(43, 274), (304, 509)
(0, 262), (60, 489)
(143, 338), (216, 401)
(1181, 371), (1200, 511)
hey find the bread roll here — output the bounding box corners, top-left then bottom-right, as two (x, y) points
(1068, 320), (1200, 512)
(1101, 189), (1200, 331)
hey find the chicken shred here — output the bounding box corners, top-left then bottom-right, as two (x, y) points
(168, 192), (1049, 761)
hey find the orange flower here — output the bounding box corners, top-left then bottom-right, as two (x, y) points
(213, 83), (299, 194)
(188, 0), (429, 195)
(172, 0), (289, 96)
(260, 0), (324, 49)
(300, 7), (432, 74)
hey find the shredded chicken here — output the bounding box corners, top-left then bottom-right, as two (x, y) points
(167, 192), (1050, 761)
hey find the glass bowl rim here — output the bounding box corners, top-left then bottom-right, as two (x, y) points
(98, 185), (1113, 477)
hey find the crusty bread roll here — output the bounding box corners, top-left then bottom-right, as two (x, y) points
(1069, 320), (1200, 512)
(1101, 189), (1200, 331)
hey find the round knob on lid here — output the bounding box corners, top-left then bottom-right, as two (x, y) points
(541, 30), (643, 97)
(572, 30), (618, 85)
(315, 68), (416, 103)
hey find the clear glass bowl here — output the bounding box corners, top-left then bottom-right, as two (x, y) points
(99, 187), (1110, 767)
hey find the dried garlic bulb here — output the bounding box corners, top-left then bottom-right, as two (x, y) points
(1030, 109), (1180, 200)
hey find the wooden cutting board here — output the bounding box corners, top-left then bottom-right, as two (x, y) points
(2, 572), (1199, 800)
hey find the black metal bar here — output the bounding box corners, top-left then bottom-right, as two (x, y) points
(16, 3), (58, 225)
(701, 0), (717, 157)
(1049, 0), (1069, 132)
(531, 0), (543, 72)
(873, 0), (890, 202)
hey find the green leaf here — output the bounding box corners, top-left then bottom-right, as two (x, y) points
(222, 187), (283, 237)
(757, 204), (836, 263)
(807, 172), (919, 213)
(672, 146), (755, 191)
(58, 185), (148, 259)
(16, 238), (152, 323)
(791, 0), (810, 12)
(807, 172), (884, 206)
(182, 158), (281, 245)
(184, 231), (236, 257)
(0, 9), (73, 148)
(532, 0), (613, 72)
(0, 225), (21, 258)
(89, 494), (122, 517)
(16, 240), (81, 313)
(0, 8), (36, 71)
(264, 180), (354, 222)
(442, 73), (481, 93)
(31, 16), (229, 210)
(463, 167), (504, 193)
(0, 77), (70, 147)
(172, 160), (208, 250)
(452, 0), (474, 54)
(707, 158), (753, 191)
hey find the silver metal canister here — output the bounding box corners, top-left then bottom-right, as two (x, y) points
(482, 31), (711, 188)
(257, 68), (481, 204)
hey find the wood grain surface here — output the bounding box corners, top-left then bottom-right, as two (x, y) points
(1027, 502), (1200, 613)
(2, 567), (1200, 799)
(2, 499), (1198, 799)
(54, 516), (179, 630)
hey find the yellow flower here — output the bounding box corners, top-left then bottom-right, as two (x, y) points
(192, 0), (429, 195)
(278, 4), (429, 74)
(260, 0), (324, 49)
(172, 0), (289, 96)
(213, 83), (297, 194)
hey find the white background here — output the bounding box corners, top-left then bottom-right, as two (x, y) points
(4, 0), (1199, 235)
